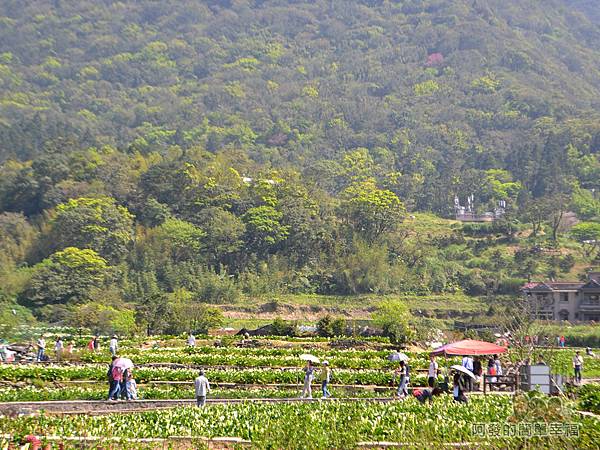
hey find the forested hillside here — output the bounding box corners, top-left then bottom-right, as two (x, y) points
(1, 0), (600, 334)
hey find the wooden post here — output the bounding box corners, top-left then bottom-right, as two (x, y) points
(483, 374), (487, 395)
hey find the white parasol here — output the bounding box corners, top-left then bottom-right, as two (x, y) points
(299, 354), (320, 363)
(388, 352), (409, 362)
(451, 365), (476, 380)
(114, 357), (134, 370)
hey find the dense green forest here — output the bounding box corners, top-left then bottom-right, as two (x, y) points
(1, 0), (600, 334)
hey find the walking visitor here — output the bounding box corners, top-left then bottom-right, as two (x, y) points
(36, 335), (46, 362)
(301, 361), (314, 399)
(320, 361), (332, 398)
(473, 357), (482, 390)
(194, 370), (210, 407)
(453, 371), (468, 404)
(461, 355), (474, 391)
(88, 336), (97, 352)
(428, 355), (438, 388)
(493, 354), (503, 377)
(487, 358), (497, 387)
(54, 337), (63, 362)
(109, 335), (118, 356)
(395, 360), (409, 398)
(120, 368), (130, 400)
(187, 332), (196, 347)
(107, 356), (122, 400)
(573, 351), (584, 383)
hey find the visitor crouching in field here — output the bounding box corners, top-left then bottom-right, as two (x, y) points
(413, 387), (443, 404)
(195, 370), (210, 407)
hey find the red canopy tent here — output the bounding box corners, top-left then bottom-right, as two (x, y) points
(431, 339), (507, 357)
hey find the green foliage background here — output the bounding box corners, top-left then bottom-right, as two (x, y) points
(1, 0), (600, 332)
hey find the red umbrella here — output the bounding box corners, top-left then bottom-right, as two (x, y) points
(430, 339), (507, 357)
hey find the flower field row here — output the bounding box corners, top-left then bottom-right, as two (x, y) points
(80, 349), (435, 370)
(0, 364), (430, 386)
(0, 385), (388, 402)
(2, 397), (598, 448)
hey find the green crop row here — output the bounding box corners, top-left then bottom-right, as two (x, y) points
(2, 397), (598, 448)
(80, 349), (442, 370)
(0, 385), (389, 402)
(0, 364), (432, 386)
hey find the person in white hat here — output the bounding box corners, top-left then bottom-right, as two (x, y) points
(320, 361), (332, 398)
(109, 335), (118, 357)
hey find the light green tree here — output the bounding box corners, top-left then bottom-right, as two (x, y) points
(49, 197), (134, 263)
(372, 299), (414, 345)
(341, 181), (405, 242)
(23, 247), (109, 308)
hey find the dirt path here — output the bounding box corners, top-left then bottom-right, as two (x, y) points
(0, 392), (517, 416)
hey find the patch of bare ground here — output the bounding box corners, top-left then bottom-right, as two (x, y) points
(220, 302), (374, 321)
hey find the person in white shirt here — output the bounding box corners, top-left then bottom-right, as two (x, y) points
(194, 370), (210, 406)
(428, 355), (439, 387)
(36, 335), (46, 362)
(54, 337), (64, 362)
(573, 351), (584, 383)
(461, 355), (474, 391)
(109, 335), (118, 356)
(187, 333), (196, 347)
(493, 355), (503, 376)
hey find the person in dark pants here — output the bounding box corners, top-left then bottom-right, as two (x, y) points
(472, 357), (482, 391)
(194, 370), (210, 407)
(453, 372), (468, 404)
(573, 351), (584, 384)
(107, 356), (120, 401)
(427, 355), (438, 388)
(120, 368), (130, 400)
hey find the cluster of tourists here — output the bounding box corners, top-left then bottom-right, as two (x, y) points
(36, 335), (74, 362)
(299, 360), (332, 399)
(106, 355), (137, 401)
(393, 354), (506, 404)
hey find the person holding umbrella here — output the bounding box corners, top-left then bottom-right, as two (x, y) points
(301, 359), (315, 399)
(108, 356), (134, 401)
(451, 365), (475, 404)
(107, 356), (122, 401)
(395, 360), (409, 398)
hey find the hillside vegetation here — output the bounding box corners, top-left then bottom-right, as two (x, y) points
(1, 0), (600, 334)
